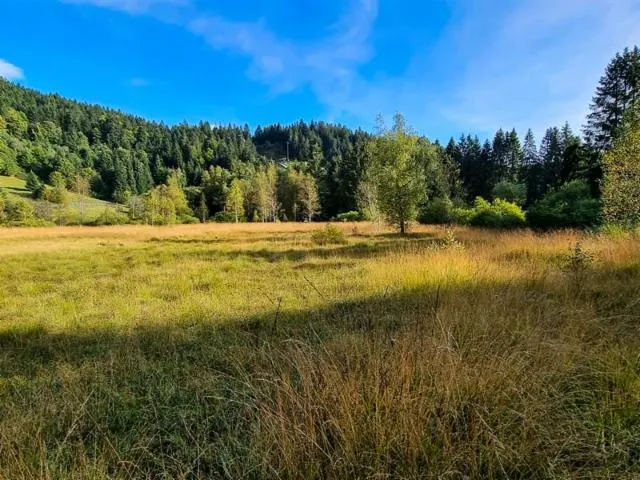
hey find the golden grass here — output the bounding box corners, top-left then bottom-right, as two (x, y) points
(0, 223), (639, 478)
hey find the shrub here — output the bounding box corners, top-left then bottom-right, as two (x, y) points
(562, 242), (594, 293)
(466, 197), (526, 228)
(311, 224), (347, 245)
(5, 198), (35, 223)
(442, 228), (464, 250)
(419, 198), (453, 224)
(451, 207), (472, 225)
(0, 189), (6, 224)
(336, 211), (362, 222)
(213, 211), (238, 223)
(600, 224), (630, 238)
(91, 207), (128, 226)
(527, 181), (601, 229)
(179, 215), (200, 224)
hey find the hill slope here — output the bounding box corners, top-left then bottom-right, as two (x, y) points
(0, 175), (120, 223)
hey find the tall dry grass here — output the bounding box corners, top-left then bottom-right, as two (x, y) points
(0, 223), (639, 478)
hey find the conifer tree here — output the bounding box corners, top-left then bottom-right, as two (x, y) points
(584, 46), (640, 151)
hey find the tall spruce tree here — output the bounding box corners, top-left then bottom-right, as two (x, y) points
(584, 46), (640, 151)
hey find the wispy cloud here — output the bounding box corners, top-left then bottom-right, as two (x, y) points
(60, 0), (640, 138)
(63, 0), (379, 119)
(62, 0), (189, 14)
(188, 0), (378, 104)
(0, 59), (24, 81)
(440, 0), (640, 137)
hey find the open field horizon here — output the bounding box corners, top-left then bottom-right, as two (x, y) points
(1, 222), (640, 478)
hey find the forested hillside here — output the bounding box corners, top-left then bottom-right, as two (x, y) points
(0, 46), (638, 227)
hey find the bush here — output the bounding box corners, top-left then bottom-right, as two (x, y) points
(178, 215), (200, 224)
(5, 198), (35, 223)
(336, 211), (362, 222)
(213, 211), (238, 223)
(527, 181), (601, 229)
(451, 207), (472, 225)
(91, 207), (129, 226)
(311, 224), (347, 245)
(419, 198), (453, 224)
(457, 197), (526, 228)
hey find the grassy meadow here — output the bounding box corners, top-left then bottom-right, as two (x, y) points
(0, 175), (118, 224)
(1, 223), (640, 478)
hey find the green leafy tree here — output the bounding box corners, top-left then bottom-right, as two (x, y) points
(166, 170), (192, 218)
(299, 172), (319, 221)
(4, 108), (28, 138)
(528, 181), (601, 228)
(492, 181), (526, 206)
(225, 178), (244, 223)
(250, 164), (279, 222)
(144, 185), (176, 225)
(368, 113), (426, 234)
(47, 171), (69, 205)
(127, 195), (145, 222)
(0, 135), (18, 175)
(72, 172), (91, 225)
(5, 198), (35, 223)
(602, 117), (640, 226)
(201, 166), (230, 215)
(357, 171), (381, 227)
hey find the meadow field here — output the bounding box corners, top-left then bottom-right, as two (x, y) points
(1, 222), (639, 478)
(0, 175), (119, 225)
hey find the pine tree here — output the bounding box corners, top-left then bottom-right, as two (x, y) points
(505, 129), (523, 181)
(584, 46), (640, 151)
(26, 171), (44, 198)
(491, 128), (507, 184)
(539, 127), (563, 190)
(522, 129), (538, 167)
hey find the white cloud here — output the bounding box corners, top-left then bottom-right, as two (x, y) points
(62, 0), (380, 121)
(58, 0), (640, 139)
(188, 0), (378, 103)
(0, 59), (24, 81)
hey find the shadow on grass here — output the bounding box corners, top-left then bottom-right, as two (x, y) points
(162, 236), (447, 264)
(3, 262), (629, 379)
(0, 276), (500, 378)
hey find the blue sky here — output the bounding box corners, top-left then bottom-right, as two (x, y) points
(1, 0), (639, 142)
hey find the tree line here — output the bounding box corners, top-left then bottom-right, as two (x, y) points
(0, 46), (638, 230)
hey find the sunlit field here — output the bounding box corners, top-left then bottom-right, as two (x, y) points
(1, 223), (640, 478)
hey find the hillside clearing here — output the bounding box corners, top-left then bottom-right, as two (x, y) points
(0, 175), (121, 224)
